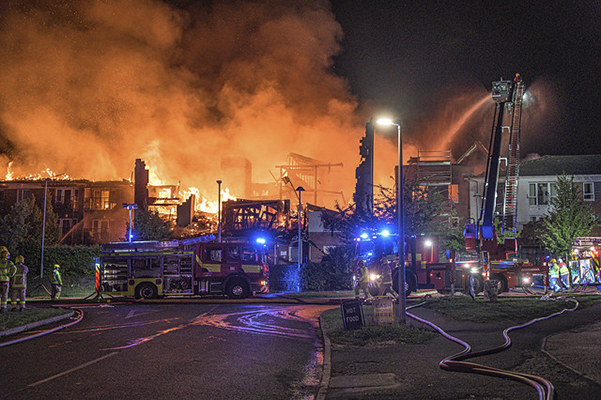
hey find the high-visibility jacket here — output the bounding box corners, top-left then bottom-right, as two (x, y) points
(559, 262), (569, 276)
(549, 262), (560, 278)
(10, 262), (28, 289)
(0, 258), (16, 282)
(52, 269), (62, 285)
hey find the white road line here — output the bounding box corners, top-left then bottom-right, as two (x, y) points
(27, 352), (119, 387)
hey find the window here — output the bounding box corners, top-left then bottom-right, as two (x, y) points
(55, 189), (73, 205)
(91, 190), (111, 210)
(17, 189), (32, 203)
(205, 247), (222, 263)
(448, 184), (459, 203)
(528, 183), (557, 206)
(241, 246), (258, 262)
(227, 246), (240, 261)
(583, 182), (594, 201)
(93, 219), (110, 241)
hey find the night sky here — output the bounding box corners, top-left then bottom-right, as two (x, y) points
(330, 0), (601, 158)
(0, 0), (599, 206)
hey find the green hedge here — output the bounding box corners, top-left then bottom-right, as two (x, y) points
(17, 240), (101, 278)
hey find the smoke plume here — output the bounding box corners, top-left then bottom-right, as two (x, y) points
(0, 0), (366, 206)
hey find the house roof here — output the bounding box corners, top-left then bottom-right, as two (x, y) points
(520, 155), (601, 177)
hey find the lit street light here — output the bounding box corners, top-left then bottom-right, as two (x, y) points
(377, 118), (406, 325)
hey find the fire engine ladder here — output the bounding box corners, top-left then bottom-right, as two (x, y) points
(501, 80), (524, 236)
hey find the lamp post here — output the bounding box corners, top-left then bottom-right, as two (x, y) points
(216, 180), (222, 242)
(377, 118), (406, 325)
(122, 203), (138, 243)
(40, 178), (50, 278)
(296, 186), (305, 285)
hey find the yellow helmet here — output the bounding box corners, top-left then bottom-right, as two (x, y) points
(54, 264), (60, 269)
(550, 258), (557, 263)
(15, 255), (24, 263)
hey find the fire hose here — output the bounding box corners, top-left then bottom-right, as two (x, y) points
(407, 296), (579, 400)
(0, 308), (84, 348)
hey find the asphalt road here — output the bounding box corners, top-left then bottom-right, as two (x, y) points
(0, 303), (334, 400)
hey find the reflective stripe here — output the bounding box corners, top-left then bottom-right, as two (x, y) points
(242, 265), (261, 274)
(203, 264), (222, 273)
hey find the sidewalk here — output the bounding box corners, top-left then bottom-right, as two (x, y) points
(320, 302), (601, 399)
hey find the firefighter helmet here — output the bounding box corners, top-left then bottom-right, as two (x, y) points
(15, 255), (24, 263)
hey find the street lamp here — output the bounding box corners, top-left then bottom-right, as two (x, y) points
(122, 203), (138, 243)
(40, 178), (51, 278)
(296, 186), (305, 284)
(216, 180), (222, 243)
(377, 118), (406, 325)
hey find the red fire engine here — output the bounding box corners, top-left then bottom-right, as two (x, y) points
(464, 74), (547, 292)
(354, 230), (483, 296)
(97, 235), (269, 299)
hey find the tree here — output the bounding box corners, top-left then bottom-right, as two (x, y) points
(0, 195), (62, 259)
(131, 209), (173, 241)
(323, 176), (462, 257)
(27, 196), (61, 245)
(539, 174), (597, 259)
(372, 177), (454, 237)
(0, 196), (34, 254)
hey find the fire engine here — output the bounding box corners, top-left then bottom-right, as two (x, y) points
(464, 74), (547, 292)
(354, 229), (484, 296)
(97, 235), (269, 299)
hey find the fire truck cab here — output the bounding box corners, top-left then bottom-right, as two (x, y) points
(354, 230), (483, 296)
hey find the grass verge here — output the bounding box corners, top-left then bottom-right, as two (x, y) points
(422, 293), (601, 324)
(0, 307), (72, 331)
(321, 304), (436, 346)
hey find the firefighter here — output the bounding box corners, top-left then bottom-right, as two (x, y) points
(0, 246), (17, 313)
(354, 260), (373, 301)
(10, 255), (28, 312)
(558, 258), (570, 290)
(378, 259), (398, 300)
(548, 259), (561, 292)
(51, 264), (63, 300)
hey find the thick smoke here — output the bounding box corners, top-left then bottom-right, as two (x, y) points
(0, 0), (365, 206)
(0, 1), (538, 209)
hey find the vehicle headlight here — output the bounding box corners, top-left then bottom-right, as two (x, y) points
(470, 267), (479, 274)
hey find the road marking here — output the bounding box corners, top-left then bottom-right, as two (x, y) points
(125, 309), (161, 319)
(28, 352), (119, 387)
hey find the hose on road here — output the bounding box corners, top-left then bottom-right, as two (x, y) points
(0, 308), (84, 348)
(407, 295), (579, 400)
